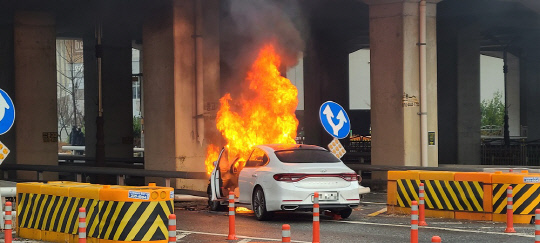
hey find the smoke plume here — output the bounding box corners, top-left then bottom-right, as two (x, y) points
(221, 0), (306, 94)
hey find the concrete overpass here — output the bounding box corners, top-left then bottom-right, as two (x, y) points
(1, 0), (540, 192)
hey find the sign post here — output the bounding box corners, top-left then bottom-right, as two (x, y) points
(319, 101), (350, 158)
(0, 89), (15, 165)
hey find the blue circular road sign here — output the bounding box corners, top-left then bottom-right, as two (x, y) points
(0, 89), (15, 135)
(319, 101), (350, 139)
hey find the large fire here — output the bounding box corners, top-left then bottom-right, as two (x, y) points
(204, 44), (299, 174)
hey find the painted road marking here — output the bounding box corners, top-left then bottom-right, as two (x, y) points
(361, 201), (387, 205)
(367, 208), (387, 217)
(334, 220), (534, 238)
(237, 239), (252, 243)
(176, 232), (191, 240)
(176, 230), (310, 242)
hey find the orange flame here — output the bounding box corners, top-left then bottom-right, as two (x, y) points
(205, 44), (299, 173)
(235, 207), (254, 214)
(204, 144), (221, 175)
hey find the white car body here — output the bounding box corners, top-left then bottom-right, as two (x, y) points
(209, 144), (364, 220)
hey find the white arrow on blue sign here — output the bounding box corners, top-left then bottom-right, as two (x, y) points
(0, 89), (15, 135)
(319, 101), (350, 139)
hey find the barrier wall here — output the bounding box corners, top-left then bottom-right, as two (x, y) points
(387, 170), (540, 223)
(17, 182), (174, 243)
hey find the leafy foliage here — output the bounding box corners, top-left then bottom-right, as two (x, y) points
(133, 116), (142, 147)
(481, 91), (505, 127)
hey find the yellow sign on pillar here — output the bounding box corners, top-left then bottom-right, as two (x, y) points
(0, 140), (9, 165)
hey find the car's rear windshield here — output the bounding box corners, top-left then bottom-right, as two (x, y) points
(274, 149), (341, 163)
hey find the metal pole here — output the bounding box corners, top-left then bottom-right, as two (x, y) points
(418, 0), (428, 167)
(95, 6), (105, 183)
(194, 0), (205, 146)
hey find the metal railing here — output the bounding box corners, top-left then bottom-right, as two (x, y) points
(481, 139), (540, 166)
(0, 164), (209, 196)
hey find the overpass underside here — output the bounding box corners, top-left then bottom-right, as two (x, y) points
(0, 0), (539, 191)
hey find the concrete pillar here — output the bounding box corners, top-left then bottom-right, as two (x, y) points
(83, 36), (97, 162)
(524, 59), (540, 141)
(366, 0), (438, 166)
(101, 5), (133, 159)
(456, 25), (481, 165)
(437, 19), (458, 164)
(143, 0), (220, 191)
(14, 12), (58, 180)
(506, 53), (520, 137)
(303, 38), (349, 147)
(0, 10), (16, 171)
(438, 16), (482, 165)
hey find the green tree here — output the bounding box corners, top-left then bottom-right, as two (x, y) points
(480, 91), (505, 127)
(133, 116), (142, 147)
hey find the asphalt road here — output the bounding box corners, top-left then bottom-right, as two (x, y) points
(173, 193), (537, 242)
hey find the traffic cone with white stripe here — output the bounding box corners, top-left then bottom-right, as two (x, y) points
(411, 201), (418, 243)
(78, 207), (86, 243)
(168, 214), (176, 243)
(535, 209), (540, 243)
(282, 224), (291, 243)
(504, 186), (516, 233)
(5, 202), (12, 243)
(418, 183), (427, 226)
(227, 191), (237, 240)
(313, 192), (320, 243)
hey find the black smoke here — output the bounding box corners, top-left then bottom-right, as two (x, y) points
(220, 0), (306, 96)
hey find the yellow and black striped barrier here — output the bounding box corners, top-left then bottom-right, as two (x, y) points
(17, 182), (174, 243)
(397, 179), (483, 212)
(388, 170), (540, 223)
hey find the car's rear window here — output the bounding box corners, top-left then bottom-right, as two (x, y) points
(274, 149), (341, 163)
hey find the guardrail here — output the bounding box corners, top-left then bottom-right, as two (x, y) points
(0, 164), (209, 196)
(346, 164), (484, 172)
(58, 154), (144, 165)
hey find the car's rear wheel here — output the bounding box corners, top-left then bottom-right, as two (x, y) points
(252, 187), (273, 221)
(338, 208), (353, 219)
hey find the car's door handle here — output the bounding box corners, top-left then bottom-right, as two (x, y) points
(252, 174), (258, 178)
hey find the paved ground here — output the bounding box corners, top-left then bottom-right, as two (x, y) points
(172, 192), (538, 242)
(5, 192), (539, 242)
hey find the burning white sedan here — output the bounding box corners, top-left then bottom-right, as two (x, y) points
(208, 144), (363, 220)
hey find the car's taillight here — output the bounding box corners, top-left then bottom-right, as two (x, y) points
(273, 173), (306, 182)
(274, 173), (361, 182)
(340, 173), (359, 181)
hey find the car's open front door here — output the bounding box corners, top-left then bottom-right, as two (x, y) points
(210, 147), (226, 201)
